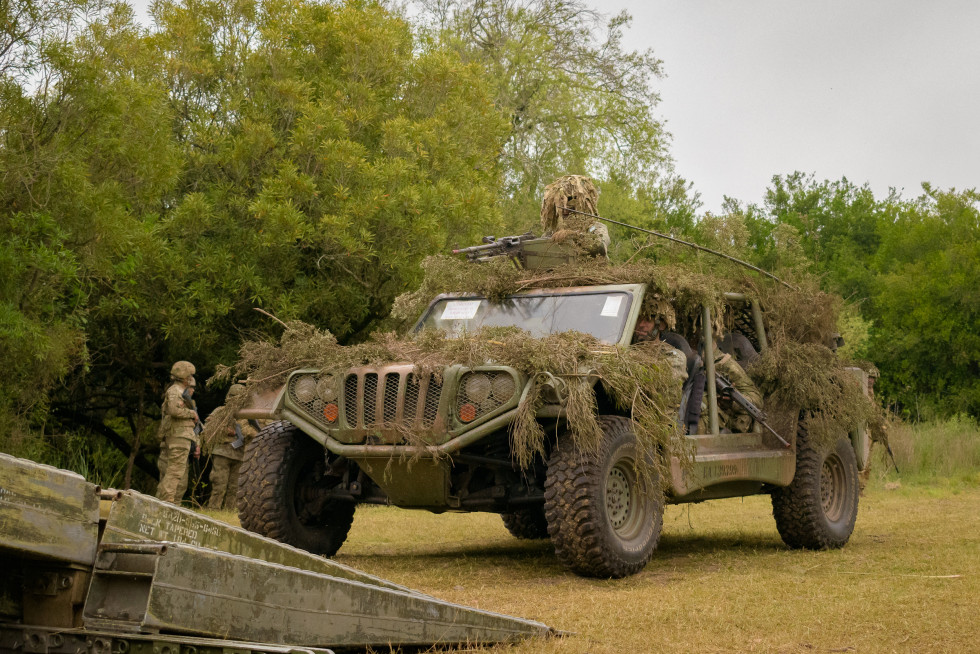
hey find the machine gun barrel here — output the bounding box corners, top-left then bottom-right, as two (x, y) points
(452, 232), (536, 260)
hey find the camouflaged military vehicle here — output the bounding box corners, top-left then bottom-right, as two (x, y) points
(234, 229), (873, 579)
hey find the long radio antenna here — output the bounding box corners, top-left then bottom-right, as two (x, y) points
(563, 207), (797, 291)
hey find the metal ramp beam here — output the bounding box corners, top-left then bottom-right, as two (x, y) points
(100, 490), (425, 597)
(83, 541), (550, 648)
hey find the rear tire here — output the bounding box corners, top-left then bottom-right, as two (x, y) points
(543, 416), (663, 578)
(771, 428), (859, 549)
(501, 507), (549, 539)
(238, 421), (355, 556)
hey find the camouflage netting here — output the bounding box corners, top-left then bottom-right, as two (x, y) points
(392, 254), (874, 450)
(392, 255), (731, 333)
(207, 244), (875, 473)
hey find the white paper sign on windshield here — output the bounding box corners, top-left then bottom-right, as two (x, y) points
(440, 300), (482, 320)
(600, 295), (623, 317)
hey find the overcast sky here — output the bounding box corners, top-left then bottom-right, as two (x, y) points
(127, 0), (980, 214)
(598, 0), (980, 212)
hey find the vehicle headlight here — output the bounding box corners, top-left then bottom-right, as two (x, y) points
(463, 373), (492, 403)
(317, 374), (338, 401)
(293, 376), (317, 404)
(490, 374), (516, 400)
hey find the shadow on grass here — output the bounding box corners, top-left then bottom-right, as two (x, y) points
(658, 531), (786, 556)
(346, 538), (555, 562)
(342, 531), (790, 582)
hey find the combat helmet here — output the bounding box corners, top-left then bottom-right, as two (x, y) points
(226, 383), (246, 400)
(170, 360), (196, 384)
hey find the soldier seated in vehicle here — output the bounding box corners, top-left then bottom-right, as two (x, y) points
(709, 333), (764, 433)
(632, 314), (694, 384)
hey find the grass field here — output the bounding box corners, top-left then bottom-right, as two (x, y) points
(879, 415), (980, 485)
(327, 479), (980, 654)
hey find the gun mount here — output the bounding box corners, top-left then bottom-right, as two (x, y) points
(451, 230), (605, 269)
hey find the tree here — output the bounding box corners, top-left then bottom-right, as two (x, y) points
(869, 187), (980, 418)
(762, 172), (886, 301)
(1, 0), (510, 490)
(409, 0), (690, 227)
(744, 173), (980, 419)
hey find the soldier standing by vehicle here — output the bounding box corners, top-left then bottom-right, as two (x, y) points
(157, 360), (201, 504)
(206, 384), (257, 510)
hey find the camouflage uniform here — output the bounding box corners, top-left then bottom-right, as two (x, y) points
(207, 385), (257, 510)
(157, 362), (200, 504)
(709, 351), (764, 433)
(662, 347), (689, 384)
(157, 438), (191, 503)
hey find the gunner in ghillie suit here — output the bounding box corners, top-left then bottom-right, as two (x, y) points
(540, 174), (610, 258)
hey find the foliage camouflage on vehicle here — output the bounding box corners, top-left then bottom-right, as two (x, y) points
(208, 252), (874, 467)
(208, 323), (683, 483)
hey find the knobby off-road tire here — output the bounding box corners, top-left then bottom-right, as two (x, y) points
(238, 421), (355, 557)
(771, 428), (859, 550)
(543, 416), (663, 578)
(501, 506), (549, 540)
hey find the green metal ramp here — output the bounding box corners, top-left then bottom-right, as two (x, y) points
(100, 490), (425, 597)
(0, 452), (554, 651)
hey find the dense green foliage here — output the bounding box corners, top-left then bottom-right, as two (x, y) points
(1, 0), (511, 485)
(732, 175), (980, 419)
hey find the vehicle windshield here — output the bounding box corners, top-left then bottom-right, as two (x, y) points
(416, 291), (635, 344)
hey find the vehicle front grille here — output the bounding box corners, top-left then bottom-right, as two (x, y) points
(342, 368), (444, 431)
(343, 375), (358, 428)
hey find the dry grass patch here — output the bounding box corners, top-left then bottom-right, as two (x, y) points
(335, 486), (980, 654)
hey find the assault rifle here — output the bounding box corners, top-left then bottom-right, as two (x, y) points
(715, 373), (790, 448)
(452, 232), (537, 264)
(231, 424), (245, 450)
(180, 387), (204, 438)
(231, 420), (263, 450)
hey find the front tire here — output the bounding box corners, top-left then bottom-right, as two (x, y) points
(543, 416), (663, 578)
(771, 428), (859, 549)
(238, 421), (355, 556)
